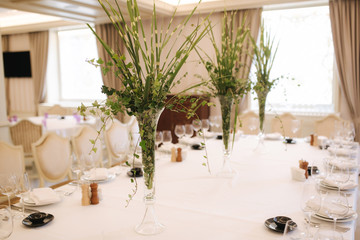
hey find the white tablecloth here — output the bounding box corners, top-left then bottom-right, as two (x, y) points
(9, 136), (359, 240)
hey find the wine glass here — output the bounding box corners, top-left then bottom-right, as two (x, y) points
(290, 120), (301, 138)
(0, 205), (13, 240)
(174, 125), (185, 142)
(201, 119), (210, 133)
(300, 182), (321, 238)
(192, 119), (202, 137)
(184, 124), (193, 139)
(79, 153), (95, 178)
(15, 172), (31, 217)
(0, 174), (17, 208)
(323, 192), (349, 240)
(248, 117), (259, 135)
(162, 130), (172, 147)
(328, 164), (350, 193)
(155, 131), (163, 149)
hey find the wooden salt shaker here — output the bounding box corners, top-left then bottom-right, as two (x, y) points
(176, 148), (182, 162)
(81, 184), (90, 206)
(90, 183), (99, 205)
(171, 147), (176, 162)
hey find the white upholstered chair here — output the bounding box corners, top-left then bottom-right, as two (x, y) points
(46, 104), (69, 116)
(72, 125), (103, 169)
(32, 133), (72, 187)
(238, 111), (260, 135)
(271, 112), (301, 138)
(0, 141), (25, 177)
(104, 119), (130, 167)
(315, 114), (343, 138)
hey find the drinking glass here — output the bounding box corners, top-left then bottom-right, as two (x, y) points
(184, 124), (193, 139)
(192, 119), (202, 137)
(201, 119), (210, 132)
(324, 192), (349, 240)
(0, 174), (17, 208)
(300, 182), (321, 238)
(328, 165), (350, 192)
(0, 205), (13, 240)
(248, 117), (259, 134)
(282, 220), (308, 240)
(162, 130), (172, 147)
(174, 125), (185, 141)
(15, 172), (31, 217)
(155, 131), (163, 149)
(291, 120), (301, 138)
(80, 153), (95, 178)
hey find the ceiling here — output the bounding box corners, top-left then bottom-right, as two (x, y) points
(0, 0), (326, 34)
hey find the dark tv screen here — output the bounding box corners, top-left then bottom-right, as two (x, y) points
(3, 51), (32, 78)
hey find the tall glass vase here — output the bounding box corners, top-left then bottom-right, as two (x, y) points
(217, 95), (237, 178)
(134, 108), (165, 235)
(255, 91), (268, 152)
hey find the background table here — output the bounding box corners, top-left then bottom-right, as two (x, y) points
(9, 136), (359, 240)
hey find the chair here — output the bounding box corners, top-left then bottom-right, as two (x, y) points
(271, 112), (301, 138)
(0, 141), (25, 177)
(315, 114), (343, 138)
(71, 125), (103, 169)
(32, 133), (72, 187)
(9, 119), (42, 174)
(128, 116), (140, 148)
(238, 111), (260, 135)
(46, 104), (69, 116)
(104, 119), (130, 167)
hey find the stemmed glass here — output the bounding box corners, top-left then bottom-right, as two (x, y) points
(162, 130), (172, 147)
(0, 205), (13, 240)
(201, 119), (210, 134)
(155, 131), (163, 149)
(174, 125), (185, 142)
(323, 192), (349, 240)
(248, 117), (259, 135)
(0, 174), (17, 208)
(328, 165), (350, 193)
(300, 182), (321, 238)
(79, 153), (95, 178)
(290, 120), (301, 138)
(192, 119), (202, 138)
(15, 172), (31, 217)
(184, 124), (193, 139)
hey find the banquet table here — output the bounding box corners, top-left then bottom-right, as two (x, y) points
(8, 136), (359, 240)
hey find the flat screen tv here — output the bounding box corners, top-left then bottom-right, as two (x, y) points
(3, 51), (32, 78)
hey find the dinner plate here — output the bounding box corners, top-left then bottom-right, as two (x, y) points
(22, 214), (54, 228)
(313, 213), (357, 223)
(264, 217), (297, 233)
(81, 173), (116, 183)
(319, 181), (357, 191)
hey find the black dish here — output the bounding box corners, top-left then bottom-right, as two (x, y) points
(23, 214), (54, 228)
(284, 138), (296, 144)
(264, 217), (297, 233)
(191, 144), (204, 150)
(216, 135), (222, 140)
(127, 167), (143, 177)
(307, 166), (319, 176)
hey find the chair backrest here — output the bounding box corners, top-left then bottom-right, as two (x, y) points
(9, 119), (42, 155)
(32, 133), (72, 187)
(315, 114), (342, 138)
(0, 141), (25, 176)
(271, 112), (301, 138)
(238, 111), (260, 135)
(72, 125), (103, 168)
(104, 119), (130, 167)
(128, 116), (140, 148)
(46, 104), (69, 116)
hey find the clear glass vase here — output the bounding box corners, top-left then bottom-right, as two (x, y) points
(134, 108), (165, 235)
(254, 93), (267, 153)
(217, 95), (237, 178)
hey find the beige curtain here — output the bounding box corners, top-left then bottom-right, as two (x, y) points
(1, 35), (10, 115)
(329, 0), (360, 141)
(233, 8), (263, 112)
(95, 23), (124, 91)
(29, 31), (49, 115)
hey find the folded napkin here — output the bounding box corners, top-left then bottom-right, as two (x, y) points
(321, 178), (358, 190)
(307, 199), (355, 219)
(328, 147), (356, 157)
(30, 187), (61, 205)
(264, 132), (282, 140)
(88, 168), (109, 181)
(290, 167), (306, 181)
(328, 159), (358, 170)
(108, 166), (122, 175)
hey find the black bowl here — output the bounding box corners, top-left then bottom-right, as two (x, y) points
(28, 212), (47, 224)
(191, 144), (203, 150)
(127, 167), (143, 177)
(274, 216), (292, 230)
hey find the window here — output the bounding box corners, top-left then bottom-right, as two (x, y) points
(50, 27), (106, 102)
(250, 6), (335, 114)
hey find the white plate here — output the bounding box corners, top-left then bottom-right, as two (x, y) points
(319, 181), (357, 191)
(313, 213), (357, 223)
(81, 173), (116, 183)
